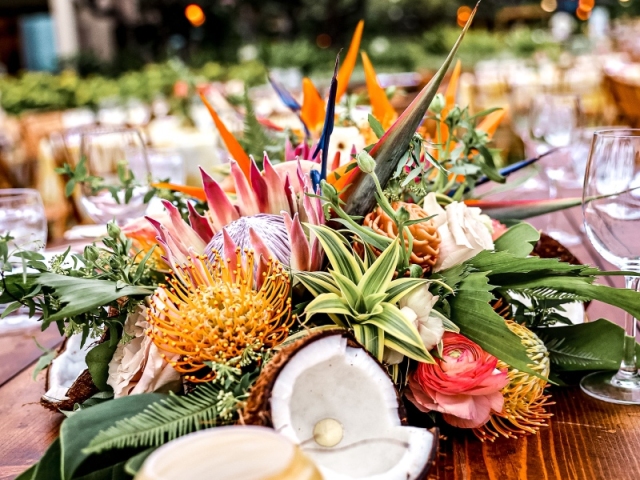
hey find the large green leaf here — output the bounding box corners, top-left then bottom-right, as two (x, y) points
(60, 393), (165, 479)
(384, 332), (434, 364)
(307, 225), (363, 283)
(37, 273), (152, 323)
(330, 270), (362, 311)
(344, 3), (478, 217)
(353, 323), (384, 361)
(467, 250), (597, 278)
(384, 277), (428, 304)
(536, 319), (640, 371)
(493, 223), (540, 257)
(305, 293), (352, 320)
(357, 238), (400, 295)
(294, 271), (339, 296)
(502, 276), (640, 321)
(27, 438), (61, 480)
(86, 341), (119, 392)
(448, 271), (543, 379)
(124, 448), (156, 476)
(364, 303), (433, 363)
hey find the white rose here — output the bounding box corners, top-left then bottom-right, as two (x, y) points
(423, 193), (494, 271)
(383, 285), (444, 365)
(107, 302), (181, 398)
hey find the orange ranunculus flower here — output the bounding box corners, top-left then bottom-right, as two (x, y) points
(406, 332), (508, 429)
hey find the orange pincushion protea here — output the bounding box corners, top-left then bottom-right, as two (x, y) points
(147, 249), (293, 383)
(363, 201), (441, 272)
(474, 320), (553, 441)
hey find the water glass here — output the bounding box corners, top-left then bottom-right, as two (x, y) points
(78, 126), (151, 225)
(529, 93), (582, 246)
(0, 189), (47, 333)
(581, 129), (640, 404)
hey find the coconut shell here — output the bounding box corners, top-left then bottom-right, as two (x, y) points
(41, 335), (101, 412)
(242, 329), (408, 427)
(532, 232), (581, 266)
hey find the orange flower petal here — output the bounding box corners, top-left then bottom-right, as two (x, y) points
(198, 92), (252, 180)
(336, 20), (365, 102)
(477, 108), (507, 140)
(300, 78), (326, 135)
(361, 51), (398, 131)
(151, 182), (207, 201)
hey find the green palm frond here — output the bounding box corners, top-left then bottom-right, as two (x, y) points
(83, 381), (239, 455)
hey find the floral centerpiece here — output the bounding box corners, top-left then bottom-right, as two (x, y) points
(3, 6), (640, 480)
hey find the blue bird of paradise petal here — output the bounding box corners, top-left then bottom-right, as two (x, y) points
(268, 74), (312, 139)
(443, 148), (558, 197)
(312, 56), (340, 182)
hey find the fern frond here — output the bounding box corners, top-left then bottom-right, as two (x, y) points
(83, 383), (224, 455)
(542, 337), (602, 367)
(511, 287), (589, 303)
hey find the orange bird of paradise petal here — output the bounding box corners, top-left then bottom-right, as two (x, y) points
(361, 51), (398, 132)
(198, 92), (252, 181)
(151, 182), (207, 201)
(300, 77), (326, 135)
(336, 20), (364, 103)
(477, 107), (507, 140)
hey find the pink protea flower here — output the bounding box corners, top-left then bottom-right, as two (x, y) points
(146, 155), (324, 272)
(406, 332), (508, 429)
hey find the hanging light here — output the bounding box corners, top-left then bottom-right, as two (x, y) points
(540, 0), (558, 13)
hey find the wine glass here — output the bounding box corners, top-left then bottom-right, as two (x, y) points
(529, 93), (582, 246)
(0, 189), (47, 333)
(581, 129), (640, 404)
(78, 126), (151, 225)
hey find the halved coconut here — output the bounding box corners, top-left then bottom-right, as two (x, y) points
(243, 330), (437, 480)
(41, 333), (98, 411)
(135, 426), (322, 480)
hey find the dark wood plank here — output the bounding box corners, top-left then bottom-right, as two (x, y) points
(0, 367), (62, 479)
(0, 328), (63, 387)
(430, 386), (640, 480)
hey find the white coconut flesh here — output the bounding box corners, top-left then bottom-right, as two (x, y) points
(43, 333), (93, 402)
(270, 334), (435, 480)
(135, 426), (322, 480)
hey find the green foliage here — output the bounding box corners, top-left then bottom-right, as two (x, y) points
(536, 319), (640, 371)
(83, 376), (252, 455)
(0, 223), (156, 343)
(57, 157), (154, 206)
(239, 89), (273, 163)
(297, 225), (431, 363)
(447, 271), (543, 379)
(32, 339), (57, 381)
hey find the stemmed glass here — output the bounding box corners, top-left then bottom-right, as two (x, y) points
(78, 126), (151, 225)
(0, 189), (47, 333)
(582, 129), (640, 404)
(529, 93), (582, 245)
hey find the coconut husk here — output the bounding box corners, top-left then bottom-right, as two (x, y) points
(41, 334), (103, 412)
(532, 232), (581, 265)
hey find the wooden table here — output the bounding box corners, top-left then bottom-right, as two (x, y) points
(0, 172), (638, 479)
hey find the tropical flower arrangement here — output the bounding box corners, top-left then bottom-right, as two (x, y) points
(3, 6), (640, 480)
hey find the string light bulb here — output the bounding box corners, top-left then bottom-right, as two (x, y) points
(185, 4), (206, 27)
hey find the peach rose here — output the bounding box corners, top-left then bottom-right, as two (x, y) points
(406, 332), (508, 428)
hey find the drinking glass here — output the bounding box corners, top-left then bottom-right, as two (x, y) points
(582, 129), (640, 404)
(0, 189), (47, 333)
(529, 93), (582, 245)
(78, 126), (151, 225)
